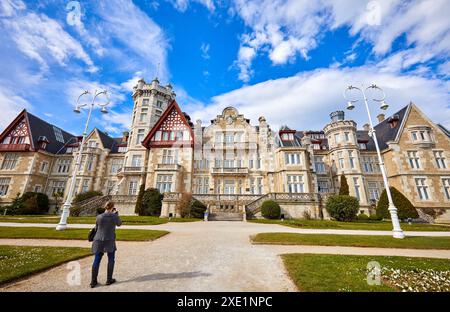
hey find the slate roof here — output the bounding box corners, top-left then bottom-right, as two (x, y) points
(373, 105), (409, 150)
(26, 111), (77, 154)
(94, 128), (124, 153)
(437, 124), (450, 138)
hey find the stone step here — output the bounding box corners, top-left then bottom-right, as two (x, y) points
(208, 212), (243, 221)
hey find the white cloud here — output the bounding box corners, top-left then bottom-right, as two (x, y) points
(0, 0), (25, 17)
(0, 86), (31, 129)
(94, 0), (169, 80)
(169, 0), (216, 12)
(187, 65), (450, 130)
(200, 43), (210, 59)
(230, 0), (450, 81)
(1, 5), (97, 73)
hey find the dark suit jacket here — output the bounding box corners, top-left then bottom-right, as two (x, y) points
(92, 212), (122, 253)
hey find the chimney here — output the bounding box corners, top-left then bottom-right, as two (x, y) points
(377, 114), (385, 123)
(363, 123), (370, 131)
(122, 131), (129, 143)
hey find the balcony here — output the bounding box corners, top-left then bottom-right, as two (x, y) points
(156, 163), (181, 171)
(0, 144), (31, 152)
(211, 167), (249, 175)
(117, 166), (143, 175)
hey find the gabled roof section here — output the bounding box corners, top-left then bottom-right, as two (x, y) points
(0, 109), (76, 154)
(142, 99), (194, 148)
(373, 104), (410, 150)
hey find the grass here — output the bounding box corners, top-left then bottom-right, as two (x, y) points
(282, 254), (450, 292)
(0, 227), (169, 241)
(252, 232), (450, 249)
(0, 215), (201, 225)
(0, 245), (91, 285)
(249, 218), (450, 231)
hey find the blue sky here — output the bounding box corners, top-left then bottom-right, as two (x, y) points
(0, 0), (449, 137)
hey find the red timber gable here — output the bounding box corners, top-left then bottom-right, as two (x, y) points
(0, 109), (33, 152)
(142, 100), (194, 149)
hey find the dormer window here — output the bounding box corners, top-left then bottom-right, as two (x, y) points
(358, 142), (367, 150)
(281, 133), (294, 141)
(409, 126), (434, 147)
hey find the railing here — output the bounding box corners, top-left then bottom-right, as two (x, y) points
(117, 166), (143, 174)
(211, 167), (249, 174)
(156, 163), (181, 170)
(74, 195), (112, 216)
(0, 144), (30, 151)
(246, 193), (320, 216)
(192, 194), (261, 203)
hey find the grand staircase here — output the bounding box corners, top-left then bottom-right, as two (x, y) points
(73, 195), (112, 216)
(208, 212), (243, 221)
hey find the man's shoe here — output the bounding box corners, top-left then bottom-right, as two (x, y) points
(106, 279), (116, 285)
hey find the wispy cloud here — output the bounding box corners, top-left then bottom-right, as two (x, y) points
(200, 43), (211, 60)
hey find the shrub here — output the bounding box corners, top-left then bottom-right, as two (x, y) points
(15, 192), (50, 215)
(190, 200), (207, 218)
(70, 205), (82, 217)
(135, 184), (145, 215)
(339, 175), (349, 196)
(369, 215), (383, 221)
(96, 206), (105, 215)
(357, 213), (369, 221)
(326, 195), (359, 222)
(140, 188), (163, 216)
(73, 191), (102, 204)
(261, 200), (281, 219)
(376, 187), (418, 220)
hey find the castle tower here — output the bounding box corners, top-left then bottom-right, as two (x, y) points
(324, 111), (370, 208)
(118, 77), (176, 195)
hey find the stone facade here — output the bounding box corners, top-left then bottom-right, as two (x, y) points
(0, 80), (449, 222)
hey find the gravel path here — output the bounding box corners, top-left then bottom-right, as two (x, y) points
(1, 221), (450, 292)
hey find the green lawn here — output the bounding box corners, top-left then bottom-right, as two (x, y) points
(0, 215), (201, 225)
(0, 227), (169, 241)
(0, 245), (91, 285)
(252, 232), (450, 249)
(282, 254), (450, 292)
(249, 218), (450, 231)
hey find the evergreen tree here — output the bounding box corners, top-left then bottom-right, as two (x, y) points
(141, 188), (163, 216)
(376, 187), (418, 220)
(339, 175), (350, 196)
(135, 184), (145, 215)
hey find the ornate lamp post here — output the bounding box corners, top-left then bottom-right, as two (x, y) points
(344, 84), (405, 239)
(56, 90), (110, 230)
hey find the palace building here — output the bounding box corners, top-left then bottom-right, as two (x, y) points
(1, 78), (449, 222)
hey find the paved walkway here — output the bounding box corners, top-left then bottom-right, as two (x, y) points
(1, 221), (450, 292)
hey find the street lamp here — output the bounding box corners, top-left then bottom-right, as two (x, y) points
(343, 84), (405, 239)
(56, 89), (110, 230)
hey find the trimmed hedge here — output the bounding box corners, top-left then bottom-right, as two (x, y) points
(376, 187), (418, 220)
(140, 188), (163, 216)
(190, 200), (207, 218)
(261, 200), (281, 219)
(357, 213), (369, 221)
(326, 195), (359, 222)
(5, 192), (50, 215)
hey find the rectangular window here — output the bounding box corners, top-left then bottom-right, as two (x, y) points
(53, 126), (64, 143)
(162, 150), (177, 164)
(344, 132), (350, 142)
(34, 185), (42, 193)
(156, 100), (163, 108)
(224, 133), (234, 143)
(215, 132), (223, 143)
(353, 177), (361, 200)
(128, 181), (138, 195)
(434, 151), (446, 169)
(51, 181), (66, 196)
(0, 177), (11, 196)
(337, 152), (344, 169)
(56, 159), (71, 173)
(285, 153), (301, 165)
(349, 151), (355, 169)
(318, 181), (329, 193)
(110, 159), (123, 173)
(1, 153), (19, 170)
(106, 181), (116, 195)
(442, 178), (450, 200)
(368, 182), (380, 201)
(142, 99), (149, 106)
(224, 180), (235, 194)
(156, 175), (172, 193)
(287, 175), (304, 193)
(81, 179), (89, 193)
(223, 159), (234, 168)
(314, 156), (326, 173)
(131, 155), (142, 167)
(334, 133), (341, 144)
(40, 161), (49, 173)
(140, 108), (148, 122)
(408, 151), (421, 169)
(87, 155), (94, 172)
(415, 178), (429, 200)
(136, 129), (145, 145)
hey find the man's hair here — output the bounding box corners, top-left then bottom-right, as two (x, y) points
(104, 201), (115, 211)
